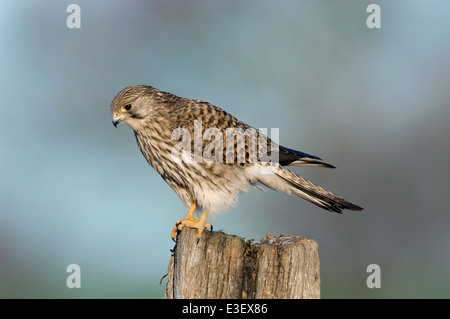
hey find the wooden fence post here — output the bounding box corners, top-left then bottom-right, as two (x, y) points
(163, 228), (320, 299)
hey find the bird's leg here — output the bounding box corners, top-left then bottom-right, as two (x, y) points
(183, 201), (197, 222)
(170, 202), (212, 241)
(170, 202), (196, 240)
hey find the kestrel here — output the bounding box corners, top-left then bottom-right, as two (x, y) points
(111, 85), (362, 240)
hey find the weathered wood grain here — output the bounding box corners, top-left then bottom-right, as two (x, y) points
(163, 228), (320, 299)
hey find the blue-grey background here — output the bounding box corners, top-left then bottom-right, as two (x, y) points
(1, 0), (449, 298)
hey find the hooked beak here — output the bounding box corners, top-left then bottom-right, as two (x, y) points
(112, 114), (124, 128)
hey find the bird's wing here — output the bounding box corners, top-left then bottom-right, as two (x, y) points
(168, 101), (334, 168)
(169, 101), (260, 167)
(276, 145), (336, 168)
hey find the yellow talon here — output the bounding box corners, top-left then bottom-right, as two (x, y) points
(171, 202), (212, 241)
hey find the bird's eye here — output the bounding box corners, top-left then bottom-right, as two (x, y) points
(124, 104), (132, 111)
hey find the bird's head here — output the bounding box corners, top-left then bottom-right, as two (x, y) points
(111, 85), (160, 130)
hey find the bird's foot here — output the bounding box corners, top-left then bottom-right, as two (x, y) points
(170, 217), (212, 242)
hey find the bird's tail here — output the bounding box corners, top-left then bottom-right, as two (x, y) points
(261, 165), (363, 213)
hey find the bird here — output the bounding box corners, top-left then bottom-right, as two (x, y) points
(111, 85), (363, 241)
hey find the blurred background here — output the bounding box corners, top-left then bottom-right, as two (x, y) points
(1, 0), (449, 298)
